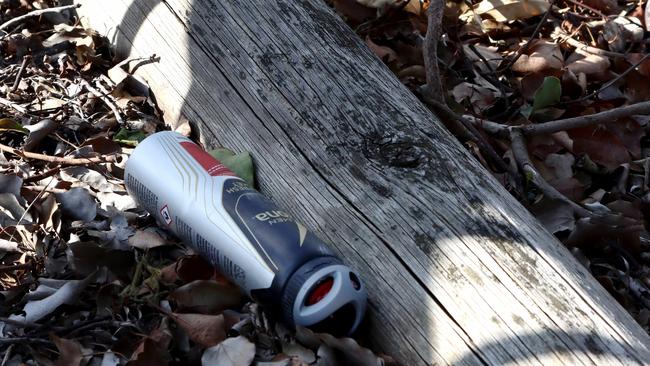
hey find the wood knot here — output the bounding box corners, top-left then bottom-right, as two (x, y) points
(363, 132), (425, 169)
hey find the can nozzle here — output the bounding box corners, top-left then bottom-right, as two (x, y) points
(281, 257), (367, 336)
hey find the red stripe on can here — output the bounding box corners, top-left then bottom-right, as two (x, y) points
(180, 141), (236, 177)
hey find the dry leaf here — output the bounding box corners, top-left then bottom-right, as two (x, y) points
(128, 228), (170, 249)
(169, 312), (227, 347)
(366, 37), (398, 64)
(463, 44), (502, 73)
(462, 0), (550, 22)
(201, 336), (255, 366)
(512, 40), (563, 73)
(51, 334), (84, 366)
(168, 280), (243, 314)
(452, 82), (499, 112)
(9, 272), (95, 323)
(566, 51), (610, 75)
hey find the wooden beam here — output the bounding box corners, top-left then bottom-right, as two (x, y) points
(76, 0), (650, 364)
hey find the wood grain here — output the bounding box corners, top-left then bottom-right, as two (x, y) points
(77, 0), (650, 364)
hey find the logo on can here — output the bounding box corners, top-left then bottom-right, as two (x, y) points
(160, 204), (172, 226)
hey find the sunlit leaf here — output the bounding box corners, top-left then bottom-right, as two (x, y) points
(208, 148), (255, 187)
(532, 76), (561, 112)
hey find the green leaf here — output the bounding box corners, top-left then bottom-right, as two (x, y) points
(208, 148), (255, 187)
(532, 76), (561, 112)
(0, 118), (28, 134)
(113, 128), (146, 147)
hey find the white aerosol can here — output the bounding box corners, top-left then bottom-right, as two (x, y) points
(125, 131), (367, 335)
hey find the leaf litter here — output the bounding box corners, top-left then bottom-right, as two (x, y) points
(326, 0), (650, 335)
(0, 1), (394, 365)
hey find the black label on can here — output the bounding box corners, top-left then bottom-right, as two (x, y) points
(221, 179), (334, 275)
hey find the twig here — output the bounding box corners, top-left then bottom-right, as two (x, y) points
(462, 115), (509, 137)
(510, 128), (592, 217)
(500, 0), (555, 72)
(0, 263), (33, 274)
(0, 316), (39, 329)
(79, 79), (125, 125)
(423, 97), (512, 174)
(0, 4), (80, 33)
(0, 337), (52, 346)
(422, 0), (445, 102)
(523, 101), (650, 136)
(23, 167), (60, 183)
(1, 344), (13, 366)
(10, 56), (29, 94)
(466, 43), (508, 98)
(564, 0), (608, 19)
(0, 96), (27, 114)
(23, 185), (66, 194)
(464, 101), (650, 137)
(0, 142), (116, 165)
(558, 29), (626, 58)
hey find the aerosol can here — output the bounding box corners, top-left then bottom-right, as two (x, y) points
(125, 131), (367, 335)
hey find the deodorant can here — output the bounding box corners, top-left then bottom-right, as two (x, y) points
(124, 131), (367, 335)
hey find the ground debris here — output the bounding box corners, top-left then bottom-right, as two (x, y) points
(327, 0), (650, 334)
(0, 1), (387, 365)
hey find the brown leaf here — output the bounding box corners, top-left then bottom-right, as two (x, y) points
(366, 37), (398, 65)
(569, 126), (629, 170)
(128, 319), (172, 366)
(512, 40), (563, 73)
(160, 255), (217, 284)
(566, 51), (610, 75)
(127, 338), (170, 366)
(581, 0), (620, 15)
(606, 117), (644, 159)
(625, 53), (650, 78)
(451, 82), (499, 112)
(51, 334), (83, 366)
(168, 280), (242, 314)
(169, 312), (227, 347)
(296, 327), (384, 366)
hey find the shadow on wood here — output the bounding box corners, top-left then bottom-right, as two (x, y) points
(76, 0), (650, 364)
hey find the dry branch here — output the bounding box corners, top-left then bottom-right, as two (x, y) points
(0, 4), (80, 33)
(523, 101), (650, 135)
(422, 0), (444, 102)
(0, 142), (115, 165)
(510, 128), (592, 217)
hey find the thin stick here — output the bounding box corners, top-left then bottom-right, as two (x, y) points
(510, 128), (591, 217)
(0, 337), (52, 346)
(10, 56), (29, 93)
(0, 4), (80, 33)
(0, 143), (116, 165)
(564, 0), (607, 19)
(462, 114), (509, 137)
(0, 262), (33, 274)
(424, 98), (512, 174)
(1, 344), (13, 366)
(23, 167), (60, 183)
(559, 29), (625, 58)
(0, 96), (27, 114)
(23, 185), (66, 194)
(523, 101), (650, 136)
(79, 79), (125, 125)
(422, 0), (445, 102)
